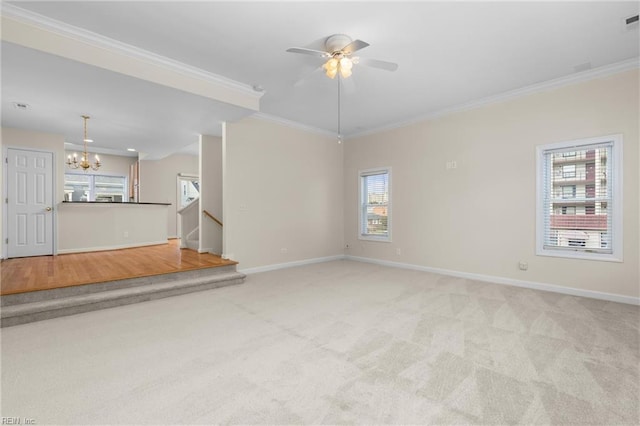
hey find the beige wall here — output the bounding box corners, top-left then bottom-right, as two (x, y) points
(199, 135), (222, 254)
(345, 69), (639, 298)
(223, 117), (344, 269)
(64, 150), (137, 183)
(1, 127), (66, 257)
(139, 153), (199, 237)
(3, 127), (66, 203)
(57, 203), (167, 253)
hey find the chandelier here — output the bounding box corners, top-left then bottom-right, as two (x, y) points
(66, 115), (101, 171)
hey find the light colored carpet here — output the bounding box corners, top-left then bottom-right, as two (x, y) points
(1, 260), (638, 425)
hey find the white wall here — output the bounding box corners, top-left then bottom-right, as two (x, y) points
(139, 153), (199, 237)
(344, 69), (639, 299)
(223, 117), (344, 269)
(1, 127), (65, 257)
(199, 135), (222, 254)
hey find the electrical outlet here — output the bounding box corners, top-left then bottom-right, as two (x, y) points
(396, 248), (401, 256)
(123, 231), (129, 238)
(518, 261), (528, 271)
(345, 243), (350, 249)
(281, 248), (288, 253)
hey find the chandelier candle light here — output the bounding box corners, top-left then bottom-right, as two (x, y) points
(67, 115), (101, 171)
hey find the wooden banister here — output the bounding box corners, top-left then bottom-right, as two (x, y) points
(203, 209), (223, 227)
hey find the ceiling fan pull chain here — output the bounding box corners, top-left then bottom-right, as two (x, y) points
(337, 77), (342, 144)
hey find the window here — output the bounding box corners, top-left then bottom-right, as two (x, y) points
(562, 164), (576, 178)
(359, 168), (391, 241)
(178, 175), (199, 209)
(536, 135), (622, 261)
(562, 185), (576, 199)
(65, 173), (127, 202)
(567, 239), (586, 248)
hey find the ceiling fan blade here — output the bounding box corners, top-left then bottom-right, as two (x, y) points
(286, 47), (330, 58)
(341, 39), (369, 55)
(293, 65), (324, 87)
(357, 57), (398, 72)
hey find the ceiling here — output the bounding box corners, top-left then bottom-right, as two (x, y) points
(2, 1), (639, 159)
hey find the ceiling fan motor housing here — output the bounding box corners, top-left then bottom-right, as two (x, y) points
(325, 34), (352, 54)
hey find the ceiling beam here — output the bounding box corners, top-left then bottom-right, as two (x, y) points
(1, 4), (263, 112)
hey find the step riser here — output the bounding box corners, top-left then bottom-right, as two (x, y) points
(1, 276), (245, 328)
(1, 265), (238, 307)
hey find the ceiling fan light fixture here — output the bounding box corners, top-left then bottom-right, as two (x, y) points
(323, 57), (340, 78)
(340, 57), (353, 70)
(323, 55), (355, 79)
(287, 34), (397, 81)
(325, 67), (338, 79)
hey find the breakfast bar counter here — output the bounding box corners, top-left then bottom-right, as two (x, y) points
(57, 201), (170, 254)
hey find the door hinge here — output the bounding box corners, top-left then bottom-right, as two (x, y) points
(4, 157), (7, 163)
(5, 238), (8, 244)
(4, 198), (7, 204)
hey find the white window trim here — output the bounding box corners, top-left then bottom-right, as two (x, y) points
(535, 134), (623, 262)
(358, 167), (392, 242)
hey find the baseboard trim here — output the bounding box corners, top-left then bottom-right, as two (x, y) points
(345, 255), (639, 306)
(57, 241), (168, 254)
(239, 255), (346, 275)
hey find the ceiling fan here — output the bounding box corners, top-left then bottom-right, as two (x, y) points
(286, 34), (398, 79)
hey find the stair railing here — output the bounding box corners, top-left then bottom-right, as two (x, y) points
(203, 209), (223, 227)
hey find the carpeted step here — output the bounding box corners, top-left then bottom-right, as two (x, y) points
(1, 271), (245, 327)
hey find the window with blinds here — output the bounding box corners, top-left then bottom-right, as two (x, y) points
(359, 168), (391, 241)
(536, 135), (622, 261)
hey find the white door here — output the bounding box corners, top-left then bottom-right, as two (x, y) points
(7, 148), (54, 258)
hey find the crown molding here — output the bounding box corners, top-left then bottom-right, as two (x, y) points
(251, 112), (337, 138)
(1, 3), (264, 102)
(349, 57), (640, 139)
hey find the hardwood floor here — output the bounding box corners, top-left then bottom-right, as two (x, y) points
(0, 240), (237, 295)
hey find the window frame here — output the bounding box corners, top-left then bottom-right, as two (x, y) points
(358, 167), (392, 242)
(536, 134), (623, 262)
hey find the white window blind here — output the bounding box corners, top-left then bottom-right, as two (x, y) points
(360, 169), (390, 241)
(540, 141), (614, 255)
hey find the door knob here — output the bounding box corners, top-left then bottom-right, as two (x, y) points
(45, 207), (52, 212)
